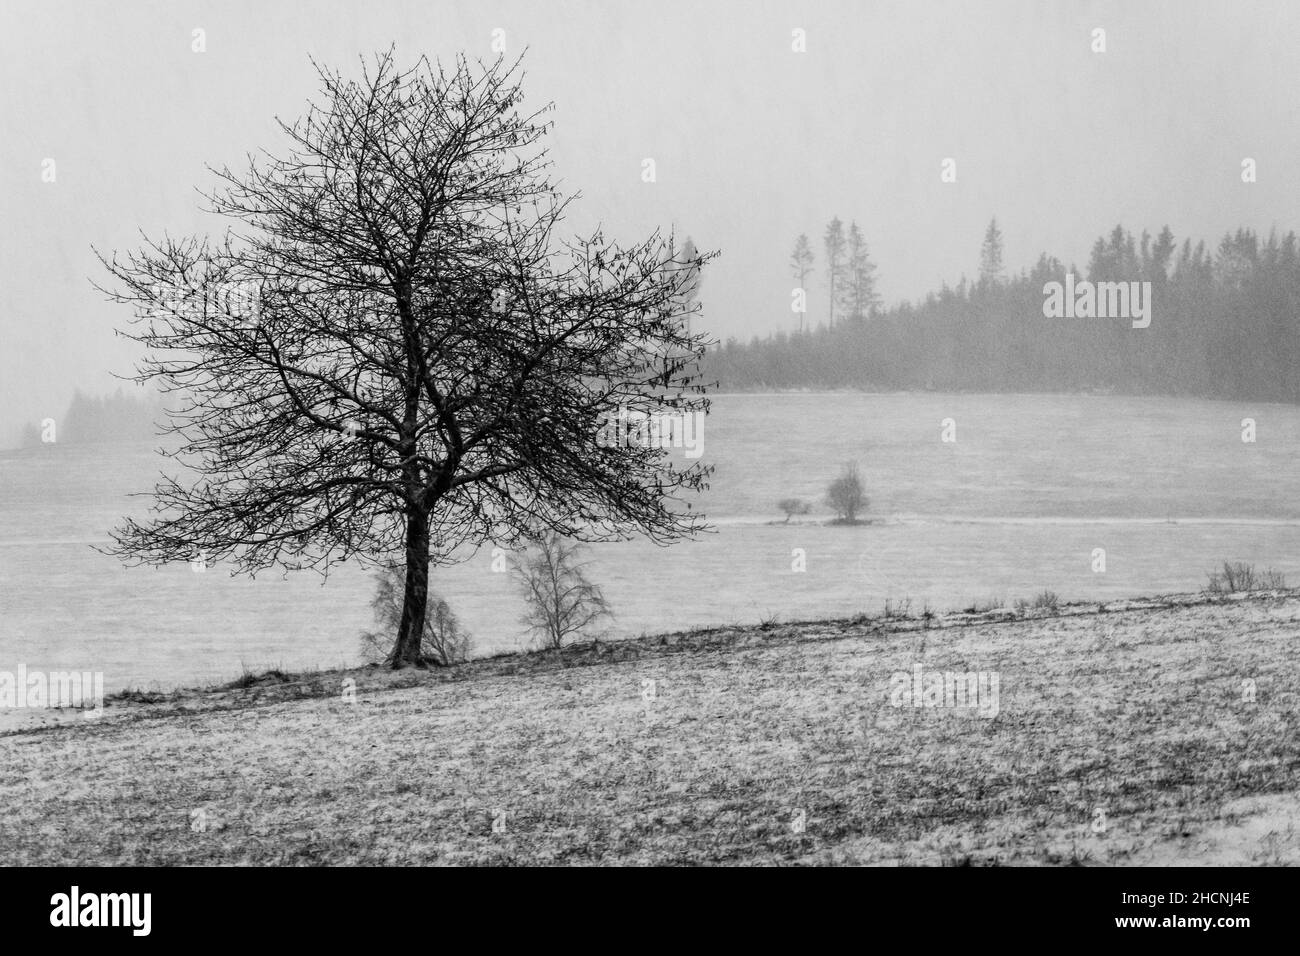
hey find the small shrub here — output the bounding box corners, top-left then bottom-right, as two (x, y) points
(111, 688), (168, 704)
(883, 597), (912, 619)
(1032, 590), (1060, 612)
(777, 498), (812, 522)
(825, 462), (867, 524)
(1206, 562), (1287, 594)
(224, 666), (292, 690)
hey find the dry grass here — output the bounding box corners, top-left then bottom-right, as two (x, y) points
(2, 590), (1298, 865)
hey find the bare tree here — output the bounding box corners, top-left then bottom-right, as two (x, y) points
(825, 461), (867, 524)
(359, 564), (471, 666)
(777, 497), (810, 522)
(513, 531), (612, 649)
(95, 51), (715, 668)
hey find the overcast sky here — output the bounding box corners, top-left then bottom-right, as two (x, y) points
(3, 0), (1299, 443)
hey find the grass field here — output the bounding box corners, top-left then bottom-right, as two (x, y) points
(3, 590), (1298, 865)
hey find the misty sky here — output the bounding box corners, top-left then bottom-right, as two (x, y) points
(3, 0), (1299, 444)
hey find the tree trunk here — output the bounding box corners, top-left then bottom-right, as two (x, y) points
(389, 506), (431, 668)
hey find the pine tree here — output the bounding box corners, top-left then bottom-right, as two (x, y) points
(979, 218), (1004, 285)
(789, 234), (814, 333)
(672, 236), (701, 336)
(790, 234), (814, 288)
(1151, 226), (1176, 283)
(823, 217), (846, 325)
(840, 221), (879, 320)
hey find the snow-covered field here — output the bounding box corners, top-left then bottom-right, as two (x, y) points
(3, 590), (1297, 865)
(3, 392), (1300, 692)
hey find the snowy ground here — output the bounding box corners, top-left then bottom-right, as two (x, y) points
(2, 590), (1297, 865)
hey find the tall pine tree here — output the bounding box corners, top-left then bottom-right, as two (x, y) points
(823, 217), (846, 325)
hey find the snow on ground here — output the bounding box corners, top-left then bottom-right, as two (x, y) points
(1, 591), (1297, 865)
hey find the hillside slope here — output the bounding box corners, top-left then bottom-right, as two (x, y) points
(3, 592), (1298, 865)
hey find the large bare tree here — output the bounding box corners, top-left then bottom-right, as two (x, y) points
(95, 51), (715, 667)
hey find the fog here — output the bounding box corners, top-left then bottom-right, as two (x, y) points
(3, 0), (1299, 444)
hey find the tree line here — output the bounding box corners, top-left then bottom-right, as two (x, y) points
(710, 220), (1300, 404)
(20, 387), (167, 447)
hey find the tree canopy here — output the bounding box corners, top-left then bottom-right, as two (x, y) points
(96, 51), (716, 666)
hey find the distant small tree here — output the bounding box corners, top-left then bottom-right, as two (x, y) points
(673, 236), (702, 334)
(825, 462), (867, 523)
(777, 498), (811, 522)
(979, 217), (1005, 285)
(1150, 225), (1176, 283)
(359, 565), (471, 666)
(790, 234), (815, 332)
(513, 532), (612, 649)
(790, 234), (815, 287)
(840, 221), (879, 320)
(823, 217), (846, 325)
